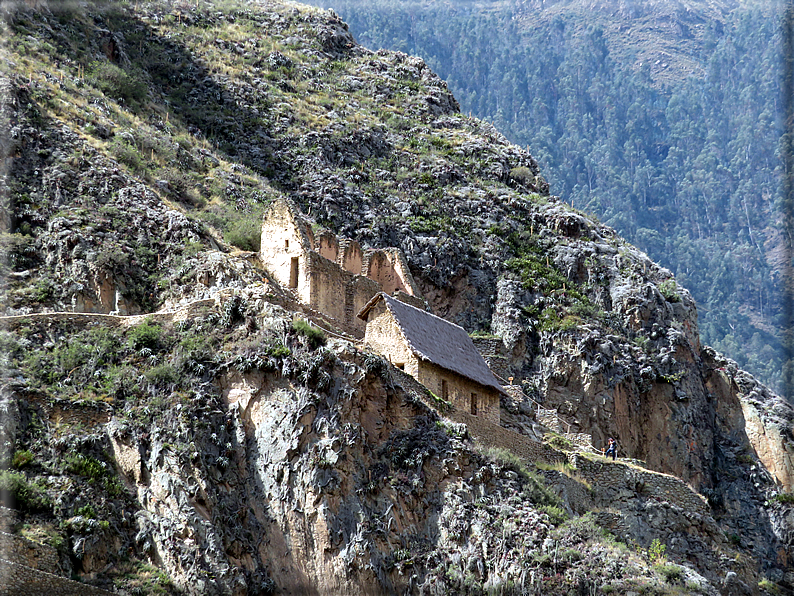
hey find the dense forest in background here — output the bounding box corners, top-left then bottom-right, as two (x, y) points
(302, 0), (788, 394)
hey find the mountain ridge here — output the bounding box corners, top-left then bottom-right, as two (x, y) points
(0, 0), (792, 593)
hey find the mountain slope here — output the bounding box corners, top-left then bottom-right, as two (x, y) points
(302, 0), (788, 395)
(0, 0), (792, 594)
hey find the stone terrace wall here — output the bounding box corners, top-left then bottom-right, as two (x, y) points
(0, 508), (18, 533)
(450, 410), (566, 467)
(0, 558), (114, 596)
(565, 433), (594, 450)
(0, 299), (217, 333)
(569, 454), (709, 516)
(0, 532), (59, 574)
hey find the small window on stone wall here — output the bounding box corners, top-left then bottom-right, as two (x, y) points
(470, 393), (478, 416)
(395, 363), (405, 371)
(441, 379), (448, 400)
(285, 239), (289, 250)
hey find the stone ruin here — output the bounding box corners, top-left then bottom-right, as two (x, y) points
(258, 198), (424, 336)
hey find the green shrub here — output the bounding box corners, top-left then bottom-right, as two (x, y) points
(540, 504), (568, 525)
(110, 136), (146, 172)
(292, 319), (326, 349)
(482, 446), (526, 472)
(65, 454), (107, 482)
(11, 450), (34, 469)
(0, 470), (51, 513)
(759, 578), (783, 595)
(144, 363), (179, 388)
(88, 61), (148, 108)
(544, 433), (575, 451)
(648, 538), (666, 563)
(128, 320), (163, 351)
(658, 279), (682, 303)
(509, 166), (535, 186)
(76, 504), (97, 519)
(655, 562), (682, 583)
(772, 492), (794, 504)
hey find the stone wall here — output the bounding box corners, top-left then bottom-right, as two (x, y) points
(569, 454), (709, 516)
(0, 558), (113, 596)
(0, 508), (18, 534)
(259, 198), (314, 299)
(418, 361), (501, 425)
(307, 251), (350, 328)
(565, 432), (594, 450)
(471, 336), (512, 380)
(362, 302), (419, 378)
(0, 299), (217, 333)
(536, 408), (564, 433)
(448, 410), (566, 467)
(259, 198), (424, 337)
(0, 532), (59, 575)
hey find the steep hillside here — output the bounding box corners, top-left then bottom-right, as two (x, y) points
(0, 0), (792, 594)
(302, 0), (788, 395)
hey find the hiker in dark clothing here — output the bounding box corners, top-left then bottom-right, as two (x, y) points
(605, 438), (617, 460)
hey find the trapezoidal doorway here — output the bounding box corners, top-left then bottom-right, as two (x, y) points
(289, 257), (299, 289)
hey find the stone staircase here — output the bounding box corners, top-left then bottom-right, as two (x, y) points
(500, 384), (596, 452)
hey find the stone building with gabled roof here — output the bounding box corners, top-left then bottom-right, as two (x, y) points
(358, 293), (505, 424)
(259, 198), (424, 336)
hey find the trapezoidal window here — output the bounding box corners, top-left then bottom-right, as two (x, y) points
(289, 257), (299, 289)
(284, 239), (290, 250)
(470, 393), (478, 416)
(441, 379), (449, 400)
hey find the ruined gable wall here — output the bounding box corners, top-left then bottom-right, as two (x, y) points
(316, 230), (339, 262)
(259, 201), (312, 299)
(383, 248), (421, 296)
(346, 276), (381, 336)
(339, 239), (363, 275)
(366, 250), (408, 296)
(306, 251), (352, 326)
(418, 361), (500, 425)
(363, 303), (419, 377)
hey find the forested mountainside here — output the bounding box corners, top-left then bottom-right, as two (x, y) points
(1, 0), (794, 594)
(301, 0), (788, 394)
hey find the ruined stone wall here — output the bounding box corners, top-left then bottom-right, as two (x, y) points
(472, 337), (511, 380)
(536, 408), (564, 433)
(259, 200), (313, 297)
(362, 302), (419, 377)
(0, 300), (217, 333)
(418, 361), (500, 425)
(366, 250), (409, 296)
(306, 251), (350, 326)
(346, 276), (381, 336)
(339, 239), (363, 275)
(383, 248), (421, 296)
(316, 230), (339, 262)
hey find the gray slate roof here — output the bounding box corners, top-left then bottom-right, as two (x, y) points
(359, 293), (506, 395)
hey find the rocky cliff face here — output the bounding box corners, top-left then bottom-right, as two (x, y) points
(1, 0), (793, 594)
